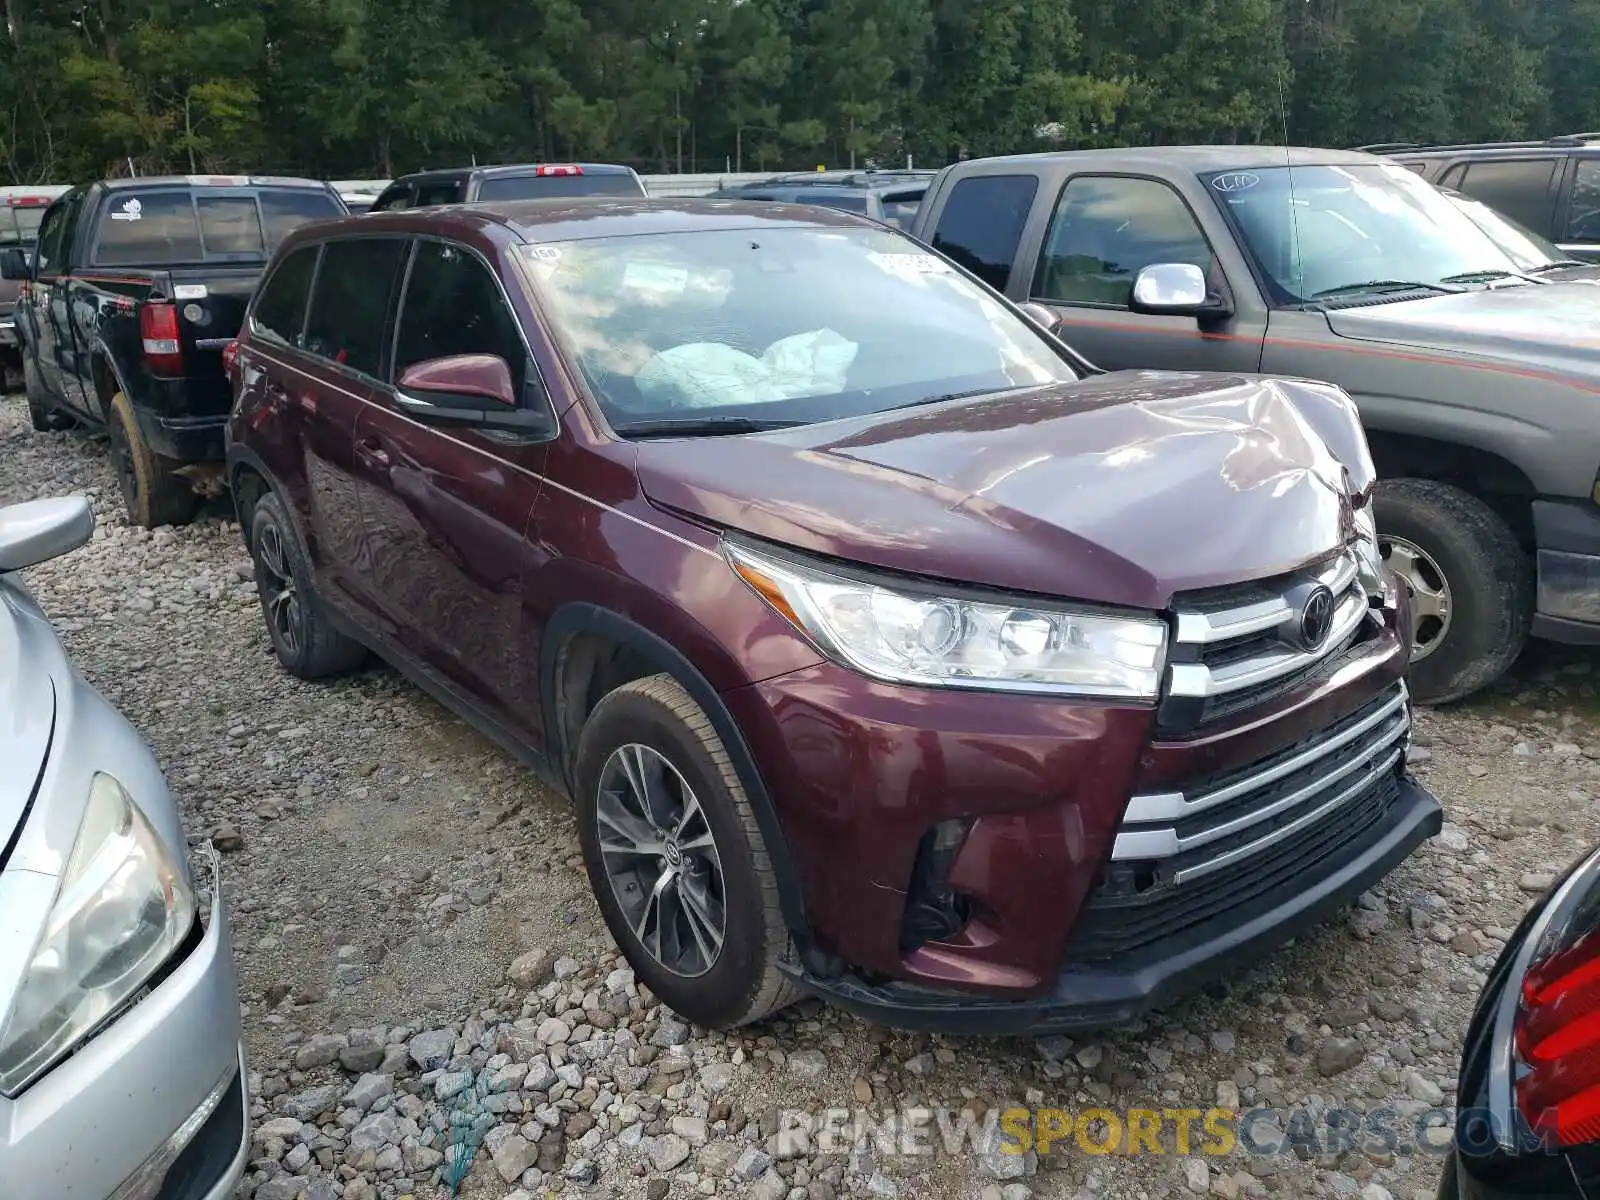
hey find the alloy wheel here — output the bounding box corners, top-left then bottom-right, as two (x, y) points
(255, 521), (303, 657)
(1381, 534), (1453, 662)
(595, 743), (725, 978)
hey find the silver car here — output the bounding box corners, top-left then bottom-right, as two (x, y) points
(0, 497), (247, 1199)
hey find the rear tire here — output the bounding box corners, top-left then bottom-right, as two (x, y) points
(1374, 478), (1530, 704)
(24, 358), (73, 432)
(107, 391), (198, 527)
(248, 489), (367, 679)
(574, 673), (799, 1029)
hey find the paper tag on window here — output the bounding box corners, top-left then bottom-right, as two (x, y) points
(867, 250), (951, 280)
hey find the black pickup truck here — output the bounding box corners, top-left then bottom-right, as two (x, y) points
(6, 176), (346, 525)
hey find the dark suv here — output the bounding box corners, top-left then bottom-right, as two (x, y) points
(370, 163), (645, 212)
(713, 170), (934, 229)
(1366, 134), (1600, 261)
(225, 198), (1438, 1031)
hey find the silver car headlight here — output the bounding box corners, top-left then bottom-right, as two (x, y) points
(727, 541), (1167, 699)
(1352, 502), (1385, 599)
(0, 773), (196, 1093)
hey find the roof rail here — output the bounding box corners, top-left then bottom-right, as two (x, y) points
(1354, 143), (1420, 154)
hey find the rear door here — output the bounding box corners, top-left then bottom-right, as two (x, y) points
(1559, 157), (1600, 261)
(1449, 156), (1564, 241)
(1022, 173), (1265, 373)
(354, 235), (548, 731)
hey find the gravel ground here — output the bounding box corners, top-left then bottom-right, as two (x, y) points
(6, 395), (1600, 1200)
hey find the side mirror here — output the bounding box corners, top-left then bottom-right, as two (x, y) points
(1015, 301), (1062, 333)
(0, 247), (30, 281)
(1130, 263), (1231, 318)
(0, 496), (94, 572)
(394, 353), (552, 434)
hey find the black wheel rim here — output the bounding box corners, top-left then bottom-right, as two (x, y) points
(255, 521), (303, 657)
(596, 743), (725, 978)
(108, 418), (139, 512)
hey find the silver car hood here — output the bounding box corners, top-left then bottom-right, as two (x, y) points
(0, 580), (61, 860)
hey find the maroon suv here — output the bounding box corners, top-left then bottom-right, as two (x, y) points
(224, 199), (1441, 1032)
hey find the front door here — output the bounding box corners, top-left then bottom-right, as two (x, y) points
(1025, 174), (1265, 375)
(353, 236), (549, 734)
(27, 194), (84, 413)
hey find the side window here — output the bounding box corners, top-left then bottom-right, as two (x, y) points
(251, 245), (320, 346)
(414, 180), (465, 207)
(1568, 160), (1600, 242)
(394, 240), (526, 392)
(302, 238), (408, 377)
(371, 186), (412, 213)
(1456, 158), (1560, 234)
(1033, 175), (1213, 308)
(929, 174), (1039, 291)
(33, 201), (67, 275)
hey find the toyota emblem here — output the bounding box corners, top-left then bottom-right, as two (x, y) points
(1298, 585), (1336, 650)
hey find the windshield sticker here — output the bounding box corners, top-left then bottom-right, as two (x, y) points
(111, 197), (142, 221)
(867, 250), (953, 280)
(1210, 172), (1261, 194)
(527, 245), (561, 262)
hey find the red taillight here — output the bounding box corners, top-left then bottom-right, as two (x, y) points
(140, 302), (184, 377)
(1516, 928), (1600, 1145)
(221, 339), (239, 381)
(11, 196), (49, 207)
(535, 164), (582, 176)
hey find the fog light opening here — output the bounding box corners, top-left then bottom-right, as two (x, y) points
(900, 817), (974, 951)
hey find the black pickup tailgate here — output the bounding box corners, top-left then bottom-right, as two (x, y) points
(163, 264), (265, 385)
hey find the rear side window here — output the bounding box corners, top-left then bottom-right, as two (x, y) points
(802, 193), (869, 213)
(929, 174), (1039, 290)
(879, 191), (925, 230)
(258, 190), (343, 247)
(1456, 158), (1560, 234)
(1568, 160), (1600, 242)
(474, 172), (643, 201)
(394, 240), (526, 391)
(371, 186), (412, 212)
(94, 191), (204, 265)
(303, 238), (408, 377)
(252, 245), (319, 346)
(414, 180), (465, 206)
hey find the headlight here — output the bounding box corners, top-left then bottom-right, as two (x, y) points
(0, 773), (195, 1093)
(1352, 503), (1385, 599)
(726, 541), (1167, 699)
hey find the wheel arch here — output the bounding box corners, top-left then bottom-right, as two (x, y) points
(540, 602), (811, 945)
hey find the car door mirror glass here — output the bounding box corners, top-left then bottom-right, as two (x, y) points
(398, 353), (517, 409)
(0, 247), (30, 280)
(1131, 263), (1212, 313)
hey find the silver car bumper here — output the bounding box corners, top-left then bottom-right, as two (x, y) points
(0, 863), (248, 1200)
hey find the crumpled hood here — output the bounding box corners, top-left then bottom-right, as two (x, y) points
(0, 582), (59, 864)
(635, 371), (1372, 610)
(1327, 281), (1600, 379)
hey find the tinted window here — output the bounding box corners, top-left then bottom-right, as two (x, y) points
(197, 195), (265, 255)
(879, 191), (924, 230)
(414, 180), (464, 207)
(801, 192), (869, 213)
(372, 187), (412, 212)
(94, 191), (204, 265)
(258, 190), (343, 247)
(395, 240), (525, 391)
(474, 172), (643, 201)
(0, 204), (47, 246)
(303, 238), (408, 376)
(1034, 176), (1212, 307)
(1568, 160), (1600, 242)
(929, 174), (1039, 290)
(33, 201), (68, 274)
(252, 245), (319, 345)
(1456, 158), (1560, 233)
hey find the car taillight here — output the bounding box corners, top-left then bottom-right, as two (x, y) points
(221, 339), (239, 381)
(535, 164), (582, 176)
(140, 302), (184, 377)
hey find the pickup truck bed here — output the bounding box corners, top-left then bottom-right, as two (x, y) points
(11, 176), (345, 525)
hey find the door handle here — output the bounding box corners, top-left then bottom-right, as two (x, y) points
(355, 438), (390, 470)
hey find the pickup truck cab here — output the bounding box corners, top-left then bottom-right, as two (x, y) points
(369, 162), (645, 212)
(911, 147), (1600, 703)
(6, 175), (346, 526)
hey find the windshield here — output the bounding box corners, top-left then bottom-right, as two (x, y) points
(1204, 163), (1524, 303)
(476, 172), (643, 201)
(1445, 192), (1564, 270)
(0, 206), (45, 247)
(517, 226), (1076, 432)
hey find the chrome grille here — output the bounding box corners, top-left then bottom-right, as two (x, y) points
(1158, 548), (1378, 735)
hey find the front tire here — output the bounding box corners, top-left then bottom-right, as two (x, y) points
(574, 673), (799, 1029)
(107, 391), (198, 527)
(248, 489), (367, 679)
(1374, 478), (1530, 704)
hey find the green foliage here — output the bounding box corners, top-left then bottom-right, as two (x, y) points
(0, 0), (1595, 180)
